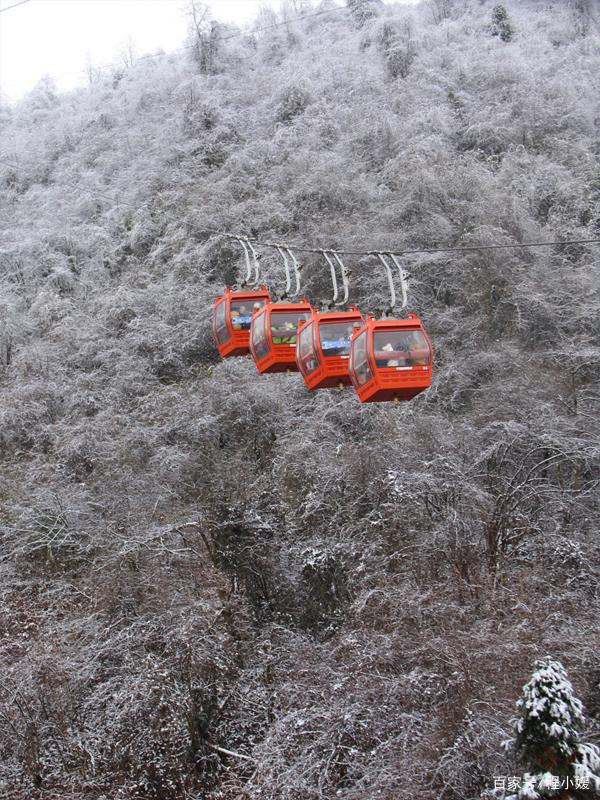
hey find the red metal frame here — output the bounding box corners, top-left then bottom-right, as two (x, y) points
(349, 313), (433, 403)
(213, 285), (271, 358)
(296, 307), (364, 390)
(249, 299), (313, 374)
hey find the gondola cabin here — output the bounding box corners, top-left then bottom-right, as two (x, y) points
(213, 286), (271, 358)
(250, 300), (312, 373)
(296, 307), (364, 390)
(349, 313), (433, 403)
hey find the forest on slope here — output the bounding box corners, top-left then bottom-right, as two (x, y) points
(0, 0), (599, 797)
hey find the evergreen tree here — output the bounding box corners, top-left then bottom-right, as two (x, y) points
(491, 4), (514, 42)
(485, 659), (600, 799)
(346, 0), (383, 28)
(514, 659), (583, 775)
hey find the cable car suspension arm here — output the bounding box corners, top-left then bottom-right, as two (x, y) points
(275, 245), (301, 298)
(237, 237), (260, 286)
(374, 251), (408, 312)
(321, 250), (350, 307)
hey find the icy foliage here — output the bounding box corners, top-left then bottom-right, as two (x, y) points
(513, 658), (584, 762)
(491, 4), (514, 43)
(484, 659), (600, 799)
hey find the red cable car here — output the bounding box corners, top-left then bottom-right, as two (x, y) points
(349, 312), (433, 402)
(213, 285), (271, 358)
(347, 251), (433, 403)
(296, 306), (364, 389)
(249, 299), (313, 373)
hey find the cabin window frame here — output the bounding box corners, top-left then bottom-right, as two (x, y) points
(251, 310), (270, 359)
(319, 320), (361, 358)
(230, 298), (266, 331)
(298, 321), (320, 374)
(270, 311), (310, 346)
(214, 299), (229, 344)
(351, 330), (372, 386)
(373, 329), (431, 368)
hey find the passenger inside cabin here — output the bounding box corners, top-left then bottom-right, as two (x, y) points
(376, 342), (402, 367)
(392, 338), (413, 367)
(237, 304), (251, 329)
(320, 328), (334, 347)
(320, 322), (357, 357)
(231, 310), (241, 331)
(273, 321), (297, 344)
(408, 333), (429, 365)
(375, 331), (427, 367)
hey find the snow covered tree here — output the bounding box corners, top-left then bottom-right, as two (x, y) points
(485, 659), (600, 799)
(491, 4), (514, 42)
(187, 0), (220, 74)
(569, 0), (598, 36)
(346, 0), (383, 28)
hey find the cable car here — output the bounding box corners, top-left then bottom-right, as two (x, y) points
(213, 285), (271, 358)
(250, 299), (313, 373)
(247, 242), (313, 373)
(347, 251), (433, 403)
(349, 312), (432, 402)
(295, 249), (362, 389)
(296, 306), (364, 389)
(212, 237), (271, 358)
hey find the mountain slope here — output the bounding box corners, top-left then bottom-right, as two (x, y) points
(0, 1), (599, 798)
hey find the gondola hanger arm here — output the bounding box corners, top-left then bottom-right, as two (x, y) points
(246, 238), (260, 285)
(321, 249), (349, 308)
(236, 236), (260, 287)
(238, 238), (252, 286)
(372, 251), (408, 314)
(388, 252), (408, 310)
(321, 250), (339, 306)
(274, 244), (302, 298)
(275, 245), (292, 298)
(332, 251), (350, 307)
(373, 252), (395, 313)
(287, 247), (302, 297)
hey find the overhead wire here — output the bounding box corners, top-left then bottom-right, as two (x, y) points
(0, 0), (31, 12)
(227, 236), (600, 258)
(1, 0), (599, 264)
(9, 3), (350, 87)
(1, 153), (599, 260)
(217, 3), (349, 42)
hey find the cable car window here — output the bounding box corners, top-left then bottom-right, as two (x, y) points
(231, 299), (266, 331)
(215, 300), (229, 344)
(373, 330), (431, 368)
(298, 323), (319, 374)
(252, 312), (269, 359)
(319, 321), (361, 357)
(351, 331), (372, 386)
(271, 312), (310, 345)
